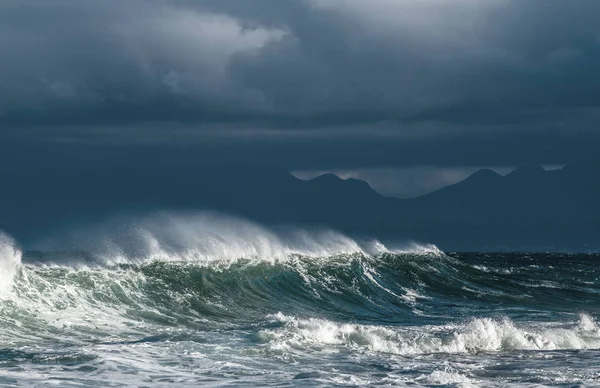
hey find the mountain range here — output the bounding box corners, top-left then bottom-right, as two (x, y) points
(1, 164), (599, 251)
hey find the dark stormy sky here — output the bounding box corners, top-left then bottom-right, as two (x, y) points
(1, 0), (600, 196)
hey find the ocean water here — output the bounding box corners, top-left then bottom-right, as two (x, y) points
(1, 214), (599, 387)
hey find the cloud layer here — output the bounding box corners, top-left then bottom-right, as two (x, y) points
(1, 0), (600, 168)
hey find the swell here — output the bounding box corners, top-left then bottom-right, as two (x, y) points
(1, 213), (600, 350)
(4, 249), (600, 338)
(5, 260), (600, 362)
(4, 253), (419, 336)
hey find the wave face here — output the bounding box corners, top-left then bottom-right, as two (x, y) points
(1, 213), (600, 387)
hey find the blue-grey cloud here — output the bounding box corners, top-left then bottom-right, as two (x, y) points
(0, 0), (599, 169)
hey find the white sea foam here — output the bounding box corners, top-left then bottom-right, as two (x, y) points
(0, 232), (22, 296)
(387, 241), (444, 256)
(0, 265), (153, 347)
(262, 313), (600, 356)
(578, 313), (599, 332)
(421, 370), (478, 388)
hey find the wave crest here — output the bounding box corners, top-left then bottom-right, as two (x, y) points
(31, 212), (441, 266)
(0, 233), (22, 296)
(261, 313), (600, 356)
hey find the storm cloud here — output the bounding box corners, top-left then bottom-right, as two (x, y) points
(1, 0), (600, 170)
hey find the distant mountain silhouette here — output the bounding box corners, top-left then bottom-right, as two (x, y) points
(413, 164), (600, 223)
(396, 164), (600, 250)
(1, 164), (599, 251)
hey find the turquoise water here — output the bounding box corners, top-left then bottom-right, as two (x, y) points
(1, 217), (599, 387)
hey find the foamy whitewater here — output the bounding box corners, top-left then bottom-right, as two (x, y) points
(1, 213), (600, 387)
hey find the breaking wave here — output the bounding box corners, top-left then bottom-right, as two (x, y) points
(0, 213), (444, 345)
(1, 212), (600, 363)
(0, 233), (22, 297)
(262, 313), (600, 356)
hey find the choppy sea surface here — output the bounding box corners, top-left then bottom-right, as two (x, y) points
(1, 214), (599, 387)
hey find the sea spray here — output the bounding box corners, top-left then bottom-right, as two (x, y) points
(0, 232), (21, 296)
(31, 212), (416, 265)
(32, 213), (296, 265)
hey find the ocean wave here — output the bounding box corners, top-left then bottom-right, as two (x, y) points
(0, 247), (597, 341)
(1, 214), (600, 356)
(1, 253), (415, 341)
(5, 258), (598, 358)
(261, 313), (600, 356)
(0, 213), (447, 335)
(0, 212), (444, 346)
(1, 215), (599, 386)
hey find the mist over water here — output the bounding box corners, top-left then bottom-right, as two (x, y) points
(1, 213), (600, 387)
(29, 213), (368, 265)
